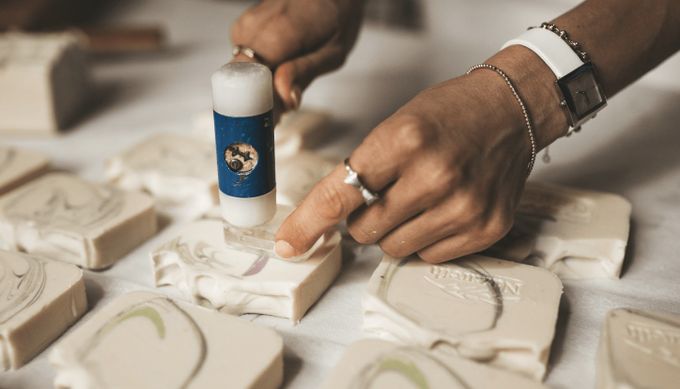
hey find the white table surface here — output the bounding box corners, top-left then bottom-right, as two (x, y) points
(1, 0), (679, 388)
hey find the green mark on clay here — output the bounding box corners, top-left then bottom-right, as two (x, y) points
(102, 306), (166, 339)
(377, 357), (429, 389)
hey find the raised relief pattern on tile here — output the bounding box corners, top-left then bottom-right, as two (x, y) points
(624, 321), (680, 368)
(424, 264), (523, 305)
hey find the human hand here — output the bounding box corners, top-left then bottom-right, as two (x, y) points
(274, 46), (567, 263)
(231, 0), (363, 113)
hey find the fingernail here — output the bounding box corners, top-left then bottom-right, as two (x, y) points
(275, 240), (296, 259)
(289, 87), (301, 110)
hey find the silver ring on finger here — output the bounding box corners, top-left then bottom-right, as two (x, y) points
(232, 44), (261, 62)
(343, 158), (380, 206)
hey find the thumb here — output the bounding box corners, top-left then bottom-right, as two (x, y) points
(274, 42), (347, 111)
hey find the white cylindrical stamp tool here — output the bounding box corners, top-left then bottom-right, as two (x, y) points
(211, 62), (276, 227)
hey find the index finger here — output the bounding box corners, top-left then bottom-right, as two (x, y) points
(274, 136), (399, 258)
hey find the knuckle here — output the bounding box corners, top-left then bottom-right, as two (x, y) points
(380, 241), (412, 259)
(260, 30), (285, 52)
(313, 181), (347, 221)
(446, 195), (483, 227)
(417, 249), (448, 264)
(462, 194), (485, 216)
(347, 223), (379, 245)
(478, 215), (513, 246)
(238, 9), (258, 29)
(230, 22), (243, 42)
(325, 46), (347, 71)
(393, 115), (428, 153)
(424, 165), (459, 197)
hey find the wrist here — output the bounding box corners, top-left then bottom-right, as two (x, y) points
(486, 45), (568, 150)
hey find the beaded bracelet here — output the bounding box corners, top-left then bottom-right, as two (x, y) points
(466, 63), (537, 173)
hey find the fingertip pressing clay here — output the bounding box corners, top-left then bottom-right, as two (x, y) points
(0, 32), (91, 134)
(488, 181), (631, 279)
(0, 250), (87, 371)
(0, 146), (49, 195)
(106, 133), (218, 218)
(363, 255), (563, 381)
(49, 291), (283, 389)
(0, 172), (157, 269)
(151, 219), (342, 323)
(322, 339), (548, 389)
(596, 308), (680, 389)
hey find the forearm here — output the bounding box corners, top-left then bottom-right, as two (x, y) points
(555, 0), (680, 96)
(487, 0), (680, 150)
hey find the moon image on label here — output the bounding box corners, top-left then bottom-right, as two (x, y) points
(225, 143), (258, 175)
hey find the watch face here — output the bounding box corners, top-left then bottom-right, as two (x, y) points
(558, 63), (607, 125)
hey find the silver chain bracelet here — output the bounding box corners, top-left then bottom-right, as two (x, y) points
(466, 63), (537, 174)
(535, 22), (589, 62)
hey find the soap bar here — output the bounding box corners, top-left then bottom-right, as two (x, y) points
(489, 182), (632, 279)
(151, 219), (342, 322)
(50, 291), (283, 389)
(0, 146), (49, 195)
(0, 32), (91, 134)
(277, 152), (336, 206)
(322, 339), (547, 389)
(106, 133), (218, 217)
(0, 172), (157, 269)
(597, 308), (680, 389)
(363, 255), (562, 381)
(0, 250), (87, 371)
(192, 109), (331, 158)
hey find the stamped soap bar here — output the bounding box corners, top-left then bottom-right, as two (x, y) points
(0, 250), (87, 371)
(106, 133), (218, 217)
(151, 219), (342, 322)
(363, 255), (563, 381)
(489, 181), (631, 279)
(596, 308), (680, 389)
(50, 291), (283, 389)
(322, 339), (547, 389)
(0, 146), (49, 195)
(0, 172), (157, 269)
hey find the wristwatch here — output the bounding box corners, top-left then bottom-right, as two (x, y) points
(502, 27), (607, 134)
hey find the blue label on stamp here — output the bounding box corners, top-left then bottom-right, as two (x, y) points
(213, 110), (275, 198)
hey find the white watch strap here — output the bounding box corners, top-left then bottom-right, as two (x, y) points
(501, 28), (584, 78)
